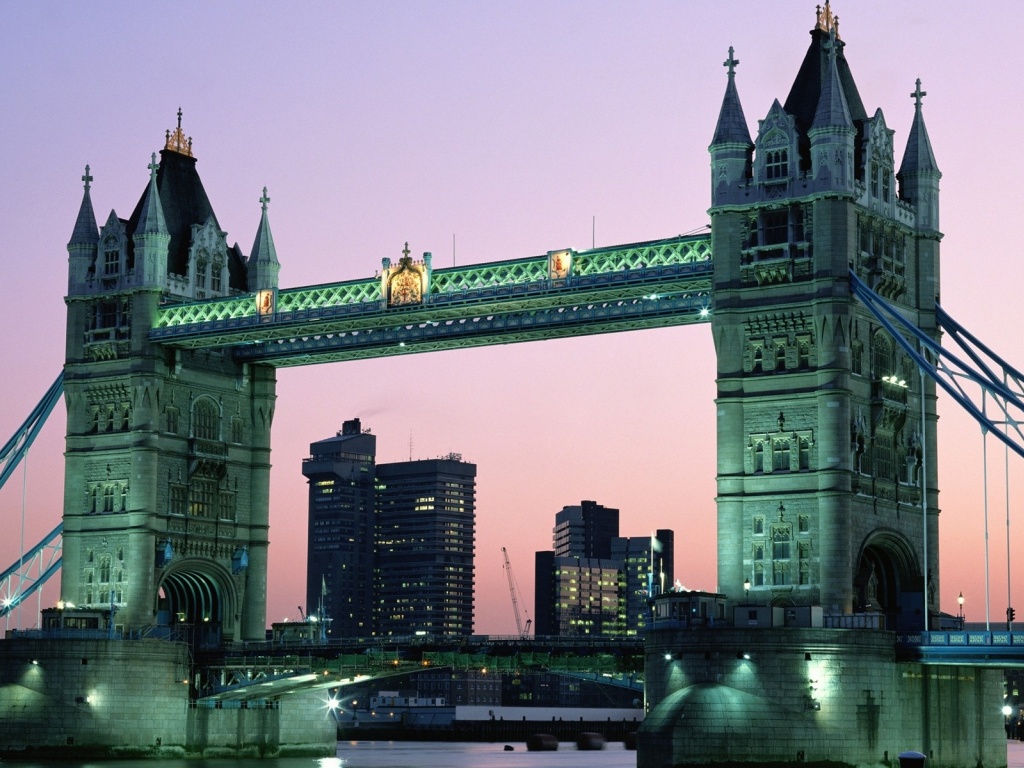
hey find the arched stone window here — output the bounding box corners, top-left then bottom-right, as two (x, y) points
(193, 399), (220, 441)
(873, 334), (893, 381)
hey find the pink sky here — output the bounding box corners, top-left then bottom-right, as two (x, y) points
(1, 2), (1021, 634)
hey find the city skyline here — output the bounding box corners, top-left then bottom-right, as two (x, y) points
(2, 3), (1022, 634)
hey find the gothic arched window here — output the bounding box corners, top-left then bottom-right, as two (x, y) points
(193, 399), (220, 441)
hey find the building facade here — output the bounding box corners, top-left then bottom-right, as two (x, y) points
(536, 501), (673, 636)
(302, 418), (377, 636)
(374, 456), (477, 637)
(552, 500), (619, 559)
(709, 4), (940, 626)
(612, 530), (675, 634)
(62, 118), (278, 642)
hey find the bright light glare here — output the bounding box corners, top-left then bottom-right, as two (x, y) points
(1004, 705), (1014, 716)
(699, 307), (710, 318)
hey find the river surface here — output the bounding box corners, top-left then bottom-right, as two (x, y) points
(4, 740), (1021, 768)
(0, 740), (636, 768)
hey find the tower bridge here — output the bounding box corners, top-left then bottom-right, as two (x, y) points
(3, 2), (1024, 765)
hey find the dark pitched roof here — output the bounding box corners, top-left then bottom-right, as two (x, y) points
(711, 51), (752, 147)
(125, 148), (248, 291)
(784, 28), (867, 136)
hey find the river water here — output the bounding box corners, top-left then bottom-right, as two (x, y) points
(5, 740), (1022, 768)
(1, 740), (637, 768)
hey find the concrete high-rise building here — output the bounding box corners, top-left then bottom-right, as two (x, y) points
(302, 418), (376, 637)
(611, 529), (675, 634)
(552, 500), (619, 559)
(537, 502), (671, 636)
(375, 456), (476, 637)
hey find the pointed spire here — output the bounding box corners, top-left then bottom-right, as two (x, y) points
(136, 153), (168, 236)
(711, 46), (753, 146)
(247, 186), (280, 291)
(810, 32), (852, 131)
(69, 164), (99, 247)
(899, 79), (940, 176)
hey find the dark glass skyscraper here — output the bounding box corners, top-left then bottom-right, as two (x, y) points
(302, 418), (376, 637)
(375, 456), (476, 637)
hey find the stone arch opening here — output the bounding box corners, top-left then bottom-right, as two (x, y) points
(855, 530), (922, 631)
(157, 561), (237, 646)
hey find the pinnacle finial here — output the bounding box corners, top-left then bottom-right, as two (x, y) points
(260, 186), (270, 212)
(912, 78), (927, 110)
(165, 109), (194, 157)
(148, 152), (158, 181)
(723, 46), (739, 77)
(402, 242), (411, 260)
(815, 0), (840, 39)
(82, 164), (93, 192)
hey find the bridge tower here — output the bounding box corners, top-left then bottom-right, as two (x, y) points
(61, 116), (278, 641)
(709, 6), (941, 626)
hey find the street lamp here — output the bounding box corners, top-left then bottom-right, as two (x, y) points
(743, 578), (751, 604)
(957, 592), (965, 630)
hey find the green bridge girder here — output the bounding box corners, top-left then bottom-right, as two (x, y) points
(149, 235), (713, 366)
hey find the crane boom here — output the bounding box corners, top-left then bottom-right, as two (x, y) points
(501, 547), (531, 638)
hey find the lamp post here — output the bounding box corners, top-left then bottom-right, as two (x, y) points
(744, 578), (751, 605)
(958, 592), (965, 630)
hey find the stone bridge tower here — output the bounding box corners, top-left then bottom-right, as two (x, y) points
(709, 6), (941, 627)
(62, 116), (279, 642)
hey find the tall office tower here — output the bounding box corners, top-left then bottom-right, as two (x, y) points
(552, 500), (619, 559)
(302, 418), (376, 638)
(375, 456), (476, 637)
(611, 529), (674, 634)
(536, 500), (626, 636)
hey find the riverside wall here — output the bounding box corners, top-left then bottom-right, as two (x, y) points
(0, 637), (335, 758)
(639, 627), (1005, 768)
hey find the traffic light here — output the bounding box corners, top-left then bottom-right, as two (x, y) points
(1008, 606), (1016, 622)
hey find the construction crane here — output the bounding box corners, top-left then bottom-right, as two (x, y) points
(501, 547), (532, 639)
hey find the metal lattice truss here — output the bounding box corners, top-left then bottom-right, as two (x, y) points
(150, 235), (714, 366)
(851, 270), (1024, 461)
(0, 523), (62, 617)
(1, 372), (63, 492)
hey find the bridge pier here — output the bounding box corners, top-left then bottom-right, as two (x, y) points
(639, 626), (1005, 768)
(0, 637), (335, 758)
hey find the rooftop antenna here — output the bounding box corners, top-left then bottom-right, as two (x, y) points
(409, 433), (413, 461)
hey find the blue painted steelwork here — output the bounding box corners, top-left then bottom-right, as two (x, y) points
(0, 523), (62, 617)
(896, 631), (1024, 666)
(851, 271), (1024, 461)
(0, 372), (63, 491)
(149, 235), (714, 365)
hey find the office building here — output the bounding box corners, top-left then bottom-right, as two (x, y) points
(553, 500), (619, 559)
(611, 530), (675, 634)
(302, 418), (377, 637)
(375, 455), (477, 637)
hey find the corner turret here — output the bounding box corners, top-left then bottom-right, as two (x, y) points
(67, 165), (99, 295)
(247, 187), (280, 293)
(898, 79), (941, 233)
(133, 153), (170, 288)
(808, 32), (855, 192)
(709, 46), (753, 206)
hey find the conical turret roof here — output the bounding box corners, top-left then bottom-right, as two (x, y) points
(69, 165), (99, 247)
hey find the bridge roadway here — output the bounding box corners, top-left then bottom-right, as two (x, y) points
(148, 235), (713, 366)
(193, 634), (646, 703)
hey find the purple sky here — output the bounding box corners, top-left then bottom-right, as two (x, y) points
(1, 2), (1021, 633)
